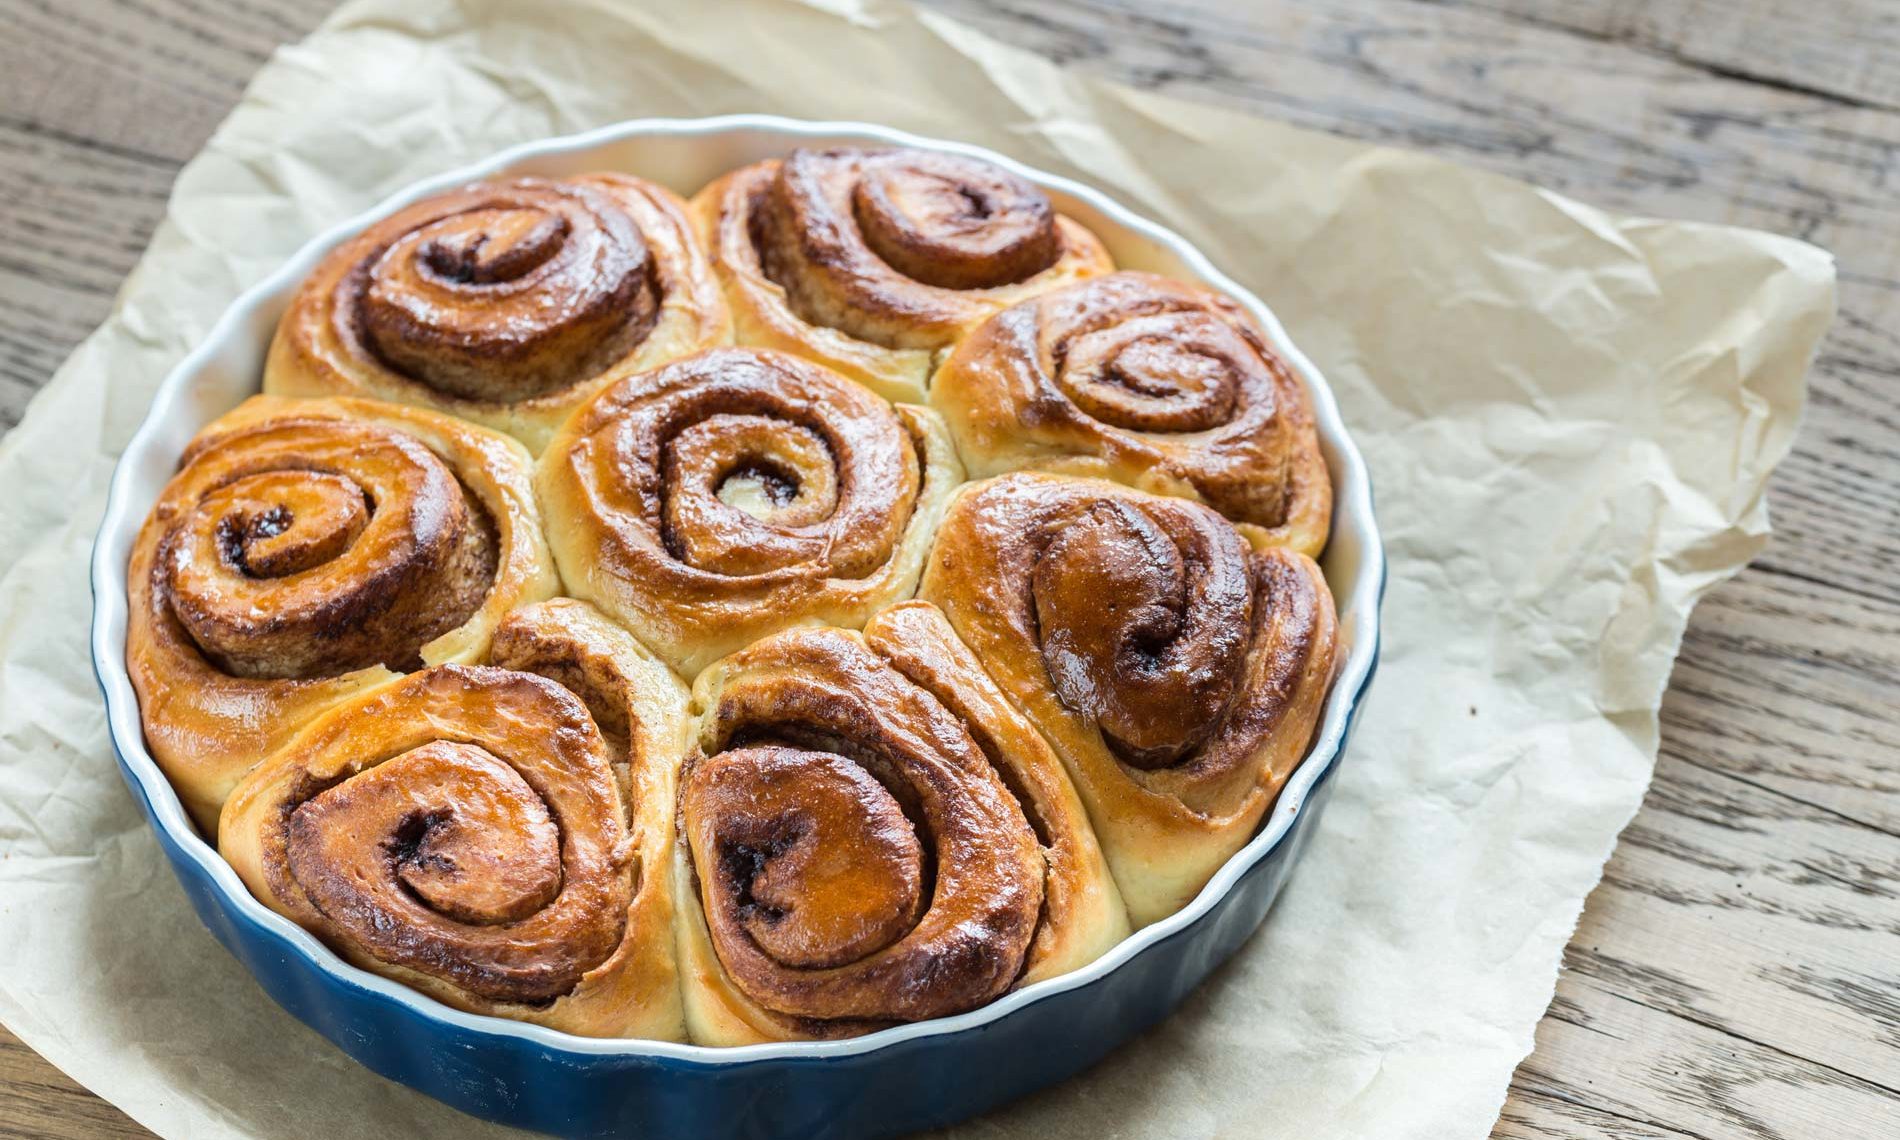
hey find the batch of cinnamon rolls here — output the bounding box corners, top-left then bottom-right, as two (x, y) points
(127, 146), (1340, 1045)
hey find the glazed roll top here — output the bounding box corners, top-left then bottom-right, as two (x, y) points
(220, 666), (632, 1009)
(484, 598), (691, 1039)
(265, 174), (731, 452)
(862, 601), (1130, 987)
(222, 600), (695, 1039)
(930, 271), (1332, 557)
(690, 147), (1113, 403)
(126, 395), (558, 833)
(919, 473), (1339, 924)
(537, 347), (961, 677)
(676, 621), (1062, 1044)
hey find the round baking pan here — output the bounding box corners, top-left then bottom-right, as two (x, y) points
(89, 115), (1385, 1139)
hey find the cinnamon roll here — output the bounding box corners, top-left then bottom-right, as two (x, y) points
(126, 395), (558, 833)
(485, 599), (690, 1039)
(536, 347), (961, 677)
(930, 272), (1332, 557)
(863, 601), (1130, 988)
(220, 652), (687, 1038)
(919, 473), (1339, 925)
(264, 174), (731, 452)
(677, 619), (1091, 1044)
(689, 147), (1113, 404)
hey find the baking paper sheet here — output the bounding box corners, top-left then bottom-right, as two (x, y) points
(0, 1), (1834, 1137)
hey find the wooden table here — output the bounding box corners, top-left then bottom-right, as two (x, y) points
(3, 2), (1896, 1136)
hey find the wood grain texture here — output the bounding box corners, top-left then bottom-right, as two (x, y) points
(1, 1), (1895, 1138)
(0, 1024), (147, 1138)
(1446, 0), (1900, 112)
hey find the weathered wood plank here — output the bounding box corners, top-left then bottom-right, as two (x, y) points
(1666, 572), (1900, 838)
(1585, 748), (1900, 1090)
(0, 119), (177, 421)
(1447, 0), (1900, 113)
(1508, 972), (1900, 1139)
(0, 0), (321, 160)
(0, 1025), (146, 1139)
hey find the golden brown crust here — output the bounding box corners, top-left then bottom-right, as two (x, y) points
(125, 395), (558, 834)
(220, 665), (633, 1010)
(930, 271), (1332, 556)
(863, 602), (1129, 986)
(674, 623), (1047, 1045)
(484, 599), (691, 1040)
(221, 601), (694, 1040)
(264, 173), (731, 453)
(536, 347), (962, 677)
(918, 473), (1339, 925)
(688, 148), (1113, 404)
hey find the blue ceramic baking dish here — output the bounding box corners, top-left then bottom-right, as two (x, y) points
(89, 116), (1385, 1138)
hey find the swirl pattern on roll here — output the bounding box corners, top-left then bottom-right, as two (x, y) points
(126, 395), (558, 833)
(481, 598), (691, 1039)
(930, 271), (1332, 557)
(675, 623), (1045, 1043)
(220, 665), (635, 1015)
(536, 347), (962, 676)
(862, 601), (1130, 989)
(919, 473), (1338, 924)
(265, 174), (731, 452)
(690, 147), (1113, 403)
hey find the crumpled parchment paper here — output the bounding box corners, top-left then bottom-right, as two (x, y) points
(0, 1), (1834, 1137)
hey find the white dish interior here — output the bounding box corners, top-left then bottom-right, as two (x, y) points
(88, 115), (1384, 1063)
